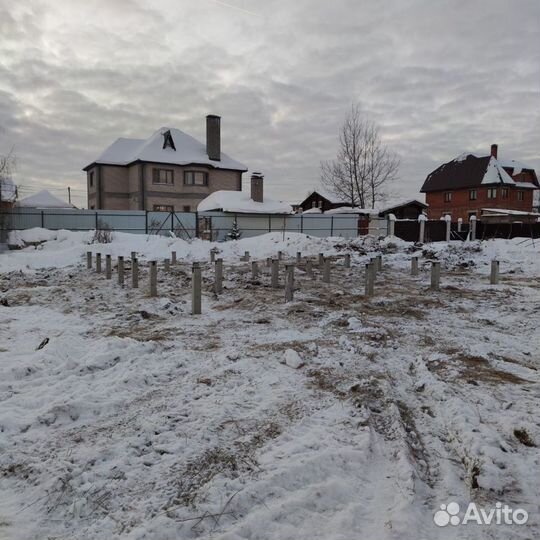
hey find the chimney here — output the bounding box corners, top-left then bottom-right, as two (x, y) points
(206, 115), (221, 161)
(251, 172), (264, 203)
(490, 143), (498, 159)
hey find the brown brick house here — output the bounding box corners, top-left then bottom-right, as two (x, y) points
(84, 116), (247, 211)
(420, 144), (538, 221)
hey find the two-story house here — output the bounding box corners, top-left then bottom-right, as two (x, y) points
(84, 115), (247, 211)
(420, 144), (539, 221)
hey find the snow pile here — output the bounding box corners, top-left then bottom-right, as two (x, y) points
(198, 190), (293, 214)
(0, 230), (359, 273)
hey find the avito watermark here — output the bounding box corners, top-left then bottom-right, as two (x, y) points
(434, 501), (528, 527)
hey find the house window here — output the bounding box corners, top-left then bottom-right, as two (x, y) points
(184, 171), (208, 186)
(469, 189), (477, 201)
(487, 188), (497, 199)
(501, 188), (509, 199)
(153, 168), (174, 184)
(312, 201), (317, 208)
(444, 192), (452, 202)
(183, 205), (191, 212)
(153, 204), (174, 212)
(517, 190), (524, 201)
(89, 171), (94, 187)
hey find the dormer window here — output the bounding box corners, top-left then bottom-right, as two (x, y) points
(162, 130), (176, 151)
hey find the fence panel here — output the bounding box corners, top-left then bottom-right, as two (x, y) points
(94, 210), (146, 233)
(478, 222), (540, 240)
(44, 209), (102, 231)
(3, 209), (43, 230)
(172, 212), (197, 239)
(425, 220), (447, 242)
(394, 220), (419, 242)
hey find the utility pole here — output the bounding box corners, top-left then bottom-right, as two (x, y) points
(67, 186), (71, 205)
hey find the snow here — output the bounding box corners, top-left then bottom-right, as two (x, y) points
(90, 127), (247, 171)
(481, 156), (515, 185)
(1, 232), (540, 539)
(0, 177), (17, 203)
(454, 151), (484, 161)
(454, 154), (536, 186)
(282, 348), (304, 369)
(378, 199), (428, 213)
(16, 190), (74, 209)
(305, 188), (348, 205)
(513, 182), (537, 189)
(324, 206), (379, 215)
(198, 190), (293, 214)
(481, 208), (540, 216)
(497, 158), (535, 175)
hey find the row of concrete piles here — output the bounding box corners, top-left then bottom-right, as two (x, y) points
(86, 250), (203, 315)
(86, 249), (501, 315)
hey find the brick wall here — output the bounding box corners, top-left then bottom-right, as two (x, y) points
(426, 186), (535, 221)
(91, 163), (243, 211)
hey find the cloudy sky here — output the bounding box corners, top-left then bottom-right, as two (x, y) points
(1, 0), (539, 208)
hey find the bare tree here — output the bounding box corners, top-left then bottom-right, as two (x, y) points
(0, 148), (17, 202)
(321, 105), (399, 209)
(0, 149), (17, 246)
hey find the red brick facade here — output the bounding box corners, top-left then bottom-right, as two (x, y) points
(426, 186), (534, 221)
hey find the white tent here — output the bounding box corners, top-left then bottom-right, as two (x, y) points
(16, 190), (74, 209)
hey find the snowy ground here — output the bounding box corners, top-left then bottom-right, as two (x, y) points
(0, 230), (539, 540)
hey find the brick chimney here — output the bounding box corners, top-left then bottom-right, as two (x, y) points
(251, 172), (263, 203)
(206, 115), (221, 161)
(490, 143), (498, 159)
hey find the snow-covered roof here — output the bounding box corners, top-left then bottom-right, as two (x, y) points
(317, 190), (348, 204)
(422, 153), (539, 192)
(481, 156), (515, 185)
(198, 190), (293, 214)
(481, 208), (540, 217)
(497, 158), (535, 175)
(16, 190), (74, 209)
(513, 182), (537, 189)
(455, 153), (534, 172)
(0, 177), (17, 203)
(85, 127), (247, 171)
(302, 207), (322, 214)
(324, 206), (380, 215)
(379, 199), (428, 214)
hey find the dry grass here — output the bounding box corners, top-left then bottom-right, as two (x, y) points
(514, 428), (536, 447)
(430, 354), (531, 386)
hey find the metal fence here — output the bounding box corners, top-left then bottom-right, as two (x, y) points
(6, 208), (536, 243)
(198, 212), (378, 241)
(394, 219), (540, 242)
(477, 221), (540, 240)
(1, 209), (197, 239)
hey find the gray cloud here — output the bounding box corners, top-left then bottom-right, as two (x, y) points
(0, 0), (538, 208)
